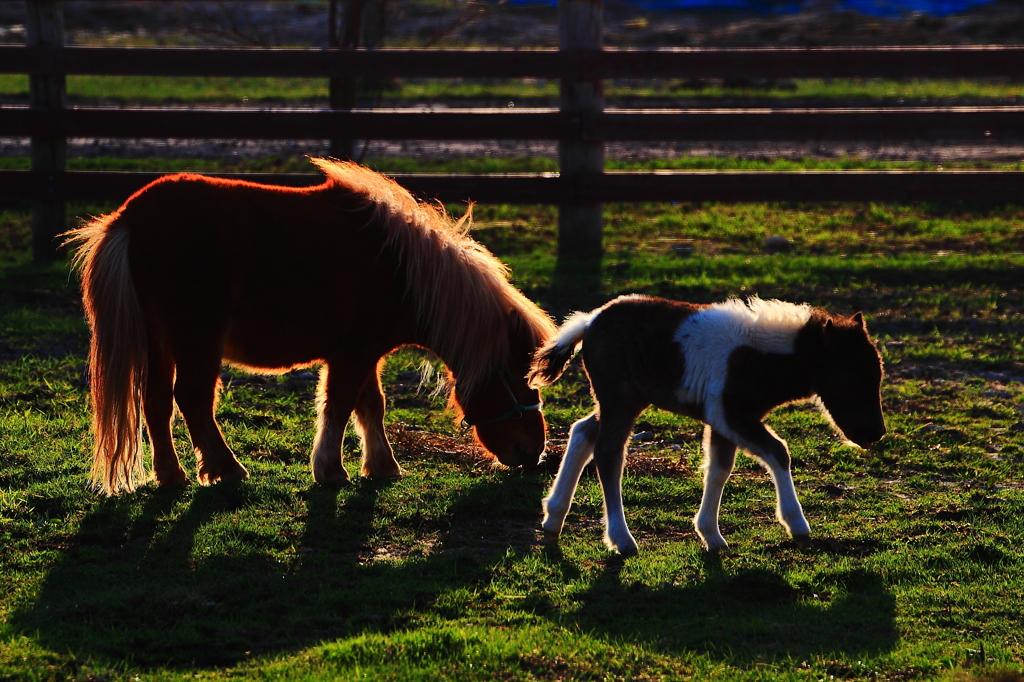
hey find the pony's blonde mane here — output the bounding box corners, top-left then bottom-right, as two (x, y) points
(312, 159), (556, 398)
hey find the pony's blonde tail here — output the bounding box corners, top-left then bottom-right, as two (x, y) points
(66, 214), (148, 494)
(527, 310), (596, 388)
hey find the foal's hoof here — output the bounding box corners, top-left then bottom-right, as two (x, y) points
(792, 533), (813, 549)
(606, 535), (640, 557)
(616, 544), (639, 558)
(542, 530), (560, 545)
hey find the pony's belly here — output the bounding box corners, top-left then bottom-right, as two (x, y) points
(222, 324), (327, 372)
(222, 346), (315, 373)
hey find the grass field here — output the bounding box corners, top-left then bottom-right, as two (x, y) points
(2, 73), (1023, 105)
(1, 152), (1022, 680)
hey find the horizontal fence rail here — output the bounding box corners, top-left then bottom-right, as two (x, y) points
(6, 170), (1024, 204)
(4, 107), (1024, 142)
(6, 26), (1024, 260)
(5, 45), (1024, 79)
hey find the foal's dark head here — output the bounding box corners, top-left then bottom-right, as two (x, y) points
(815, 312), (887, 448)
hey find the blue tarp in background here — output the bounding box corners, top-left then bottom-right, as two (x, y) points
(506, 0), (996, 17)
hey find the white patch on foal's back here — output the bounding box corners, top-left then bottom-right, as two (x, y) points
(673, 297), (812, 409)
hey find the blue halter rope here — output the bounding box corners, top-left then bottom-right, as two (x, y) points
(461, 368), (542, 428)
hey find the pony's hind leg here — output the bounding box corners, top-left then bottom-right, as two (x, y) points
(173, 350), (248, 486)
(693, 426), (736, 551)
(354, 359), (402, 479)
(542, 411), (599, 543)
(144, 337), (187, 486)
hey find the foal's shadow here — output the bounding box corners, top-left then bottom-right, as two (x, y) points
(545, 549), (897, 662)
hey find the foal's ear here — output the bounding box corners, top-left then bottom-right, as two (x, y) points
(853, 311), (866, 329)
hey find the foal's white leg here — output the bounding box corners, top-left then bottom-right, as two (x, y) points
(542, 412), (599, 542)
(731, 421), (810, 543)
(694, 425), (737, 551)
(765, 460), (811, 542)
(596, 443), (638, 556)
(589, 409), (641, 556)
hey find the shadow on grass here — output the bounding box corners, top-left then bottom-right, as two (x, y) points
(9, 474), (536, 669)
(543, 550), (898, 663)
(546, 255), (607, 317)
(11, 474), (897, 669)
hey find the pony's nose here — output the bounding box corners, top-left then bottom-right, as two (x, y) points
(507, 440), (542, 467)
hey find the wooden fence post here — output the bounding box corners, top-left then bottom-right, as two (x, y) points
(27, 0), (66, 262)
(329, 0), (368, 160)
(558, 0), (604, 262)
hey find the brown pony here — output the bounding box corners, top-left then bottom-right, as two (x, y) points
(67, 159), (557, 494)
(529, 295), (886, 556)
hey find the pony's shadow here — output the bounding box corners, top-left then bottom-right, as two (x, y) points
(536, 550), (897, 663)
(9, 474), (550, 669)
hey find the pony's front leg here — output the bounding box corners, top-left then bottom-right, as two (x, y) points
(542, 411), (599, 543)
(354, 359), (402, 479)
(693, 426), (737, 551)
(728, 419), (810, 545)
(311, 362), (371, 487)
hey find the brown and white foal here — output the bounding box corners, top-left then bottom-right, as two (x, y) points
(528, 295), (886, 555)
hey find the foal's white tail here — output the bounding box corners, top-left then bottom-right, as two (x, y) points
(527, 310), (597, 387)
(66, 215), (148, 494)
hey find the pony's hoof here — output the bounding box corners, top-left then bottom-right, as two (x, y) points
(312, 456), (351, 488)
(314, 468), (352, 489)
(361, 465), (403, 479)
(702, 539), (730, 553)
(197, 462), (249, 486)
(792, 533), (812, 548)
(543, 530), (560, 545)
(155, 468), (189, 487)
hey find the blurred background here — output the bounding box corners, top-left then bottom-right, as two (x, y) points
(2, 0), (1024, 170)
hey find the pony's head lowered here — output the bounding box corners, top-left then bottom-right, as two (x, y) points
(311, 159), (557, 467)
(452, 308), (554, 467)
(813, 311), (887, 448)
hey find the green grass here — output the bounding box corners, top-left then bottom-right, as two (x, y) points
(1, 156), (1023, 681)
(2, 73), (1023, 104)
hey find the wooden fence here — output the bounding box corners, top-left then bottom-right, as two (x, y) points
(4, 0), (1024, 261)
